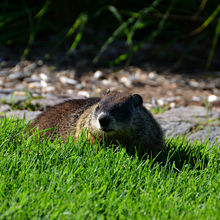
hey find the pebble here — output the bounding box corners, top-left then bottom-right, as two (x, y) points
(8, 72), (30, 80)
(192, 96), (201, 102)
(66, 89), (75, 95)
(24, 63), (37, 72)
(0, 104), (11, 112)
(0, 70), (10, 77)
(13, 91), (27, 96)
(40, 80), (48, 88)
(74, 83), (83, 89)
(148, 71), (157, 80)
(208, 95), (218, 103)
(28, 82), (43, 89)
(42, 86), (55, 93)
(78, 91), (90, 98)
(102, 79), (113, 86)
(37, 60), (43, 66)
(157, 98), (164, 106)
(60, 76), (77, 85)
(169, 102), (176, 108)
(120, 76), (132, 87)
(189, 80), (200, 88)
(165, 97), (180, 103)
(94, 70), (103, 79)
(39, 73), (48, 81)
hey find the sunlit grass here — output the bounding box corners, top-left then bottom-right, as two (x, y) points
(0, 117), (219, 219)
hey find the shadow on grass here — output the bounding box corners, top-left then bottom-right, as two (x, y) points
(124, 136), (218, 171)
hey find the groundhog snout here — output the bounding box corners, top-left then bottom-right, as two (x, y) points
(97, 114), (114, 132)
(99, 114), (111, 127)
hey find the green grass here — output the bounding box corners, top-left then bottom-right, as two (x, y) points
(0, 117), (220, 219)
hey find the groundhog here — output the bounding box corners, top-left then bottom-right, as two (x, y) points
(29, 91), (164, 154)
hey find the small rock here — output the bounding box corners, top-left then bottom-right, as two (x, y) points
(42, 86), (55, 93)
(165, 97), (180, 103)
(60, 76), (77, 85)
(0, 104), (11, 112)
(0, 70), (10, 77)
(208, 95), (218, 103)
(102, 79), (113, 86)
(94, 70), (103, 79)
(66, 89), (74, 95)
(28, 82), (43, 89)
(169, 102), (176, 109)
(157, 98), (164, 106)
(148, 71), (157, 80)
(13, 91), (27, 96)
(25, 77), (41, 83)
(151, 98), (157, 108)
(24, 63), (37, 72)
(120, 76), (132, 87)
(40, 80), (48, 88)
(75, 83), (84, 89)
(192, 96), (201, 102)
(37, 60), (43, 66)
(8, 72), (30, 81)
(0, 61), (7, 68)
(78, 91), (90, 98)
(189, 80), (200, 88)
(39, 73), (48, 81)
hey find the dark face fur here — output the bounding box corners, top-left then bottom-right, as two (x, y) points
(93, 91), (143, 134)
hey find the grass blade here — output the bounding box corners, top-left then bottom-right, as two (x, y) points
(207, 16), (220, 68)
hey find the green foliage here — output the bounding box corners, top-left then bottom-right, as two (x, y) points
(151, 105), (168, 114)
(0, 117), (220, 218)
(0, 0), (220, 68)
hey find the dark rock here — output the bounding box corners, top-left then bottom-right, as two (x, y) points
(4, 110), (42, 121)
(187, 127), (220, 145)
(0, 94), (27, 104)
(158, 120), (193, 138)
(156, 106), (219, 123)
(31, 95), (83, 110)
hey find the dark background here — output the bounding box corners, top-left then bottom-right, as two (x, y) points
(0, 0), (220, 70)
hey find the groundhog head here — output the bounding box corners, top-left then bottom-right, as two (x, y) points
(92, 91), (143, 134)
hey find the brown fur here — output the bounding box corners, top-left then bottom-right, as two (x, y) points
(29, 91), (164, 154)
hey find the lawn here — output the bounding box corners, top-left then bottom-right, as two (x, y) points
(0, 117), (220, 219)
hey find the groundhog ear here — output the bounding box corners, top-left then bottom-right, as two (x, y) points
(133, 94), (143, 107)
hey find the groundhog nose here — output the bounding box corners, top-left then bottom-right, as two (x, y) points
(99, 115), (111, 129)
